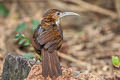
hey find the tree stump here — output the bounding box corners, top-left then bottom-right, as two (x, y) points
(2, 54), (40, 80)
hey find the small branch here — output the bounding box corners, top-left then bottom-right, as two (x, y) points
(71, 0), (118, 18)
(58, 52), (90, 67)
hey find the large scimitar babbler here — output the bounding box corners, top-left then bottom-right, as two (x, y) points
(32, 9), (79, 79)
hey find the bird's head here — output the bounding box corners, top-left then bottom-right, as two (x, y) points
(41, 9), (79, 26)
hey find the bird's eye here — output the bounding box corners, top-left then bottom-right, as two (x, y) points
(57, 12), (60, 15)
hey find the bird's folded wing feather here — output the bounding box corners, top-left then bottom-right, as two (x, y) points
(37, 26), (61, 45)
(44, 38), (62, 52)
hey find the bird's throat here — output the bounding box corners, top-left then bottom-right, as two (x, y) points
(56, 19), (60, 26)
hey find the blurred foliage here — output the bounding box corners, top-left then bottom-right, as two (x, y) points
(0, 3), (9, 16)
(14, 18), (40, 46)
(31, 19), (40, 31)
(14, 19), (40, 46)
(14, 19), (41, 59)
(14, 33), (31, 46)
(16, 22), (27, 32)
(112, 56), (120, 68)
(24, 52), (35, 59)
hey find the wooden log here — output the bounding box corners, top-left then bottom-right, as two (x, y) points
(2, 54), (40, 80)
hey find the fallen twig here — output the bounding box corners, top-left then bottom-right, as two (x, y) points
(71, 0), (118, 18)
(58, 52), (91, 67)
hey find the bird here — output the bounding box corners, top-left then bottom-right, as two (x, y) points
(32, 9), (79, 78)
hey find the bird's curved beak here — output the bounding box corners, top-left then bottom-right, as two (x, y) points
(60, 12), (79, 18)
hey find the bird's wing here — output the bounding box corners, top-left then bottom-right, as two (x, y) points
(32, 26), (45, 51)
(44, 37), (62, 52)
(37, 25), (62, 46)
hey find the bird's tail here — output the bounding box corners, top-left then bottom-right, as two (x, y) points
(41, 48), (62, 78)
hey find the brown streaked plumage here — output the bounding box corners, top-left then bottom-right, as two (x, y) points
(32, 9), (79, 78)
